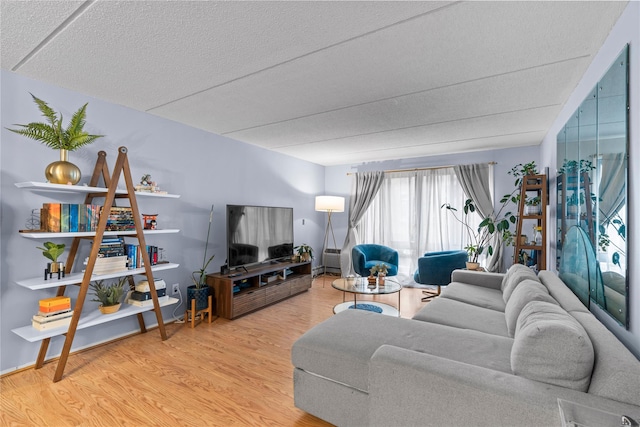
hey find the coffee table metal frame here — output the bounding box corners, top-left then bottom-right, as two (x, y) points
(331, 277), (402, 316)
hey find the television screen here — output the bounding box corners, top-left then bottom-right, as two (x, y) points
(226, 205), (294, 269)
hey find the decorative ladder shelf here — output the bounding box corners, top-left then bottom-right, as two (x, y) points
(14, 148), (177, 382)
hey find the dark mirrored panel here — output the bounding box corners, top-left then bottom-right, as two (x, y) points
(556, 45), (628, 327)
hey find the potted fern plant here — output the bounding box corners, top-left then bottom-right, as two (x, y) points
(91, 278), (127, 314)
(6, 93), (104, 184)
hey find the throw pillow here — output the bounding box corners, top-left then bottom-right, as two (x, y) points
(511, 301), (594, 392)
(504, 279), (557, 337)
(501, 265), (539, 303)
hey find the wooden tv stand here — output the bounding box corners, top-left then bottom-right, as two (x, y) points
(207, 261), (312, 319)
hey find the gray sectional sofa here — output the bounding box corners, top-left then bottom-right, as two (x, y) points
(291, 265), (640, 426)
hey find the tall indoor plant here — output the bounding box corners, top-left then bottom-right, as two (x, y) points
(6, 93), (103, 184)
(189, 204), (215, 311)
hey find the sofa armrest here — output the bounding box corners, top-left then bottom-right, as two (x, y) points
(451, 269), (504, 290)
(368, 345), (640, 427)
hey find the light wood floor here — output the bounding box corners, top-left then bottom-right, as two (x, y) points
(1, 276), (428, 427)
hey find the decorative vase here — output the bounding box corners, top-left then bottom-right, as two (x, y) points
(45, 149), (81, 185)
(378, 274), (386, 285)
(99, 303), (121, 314)
(301, 253), (311, 262)
(187, 286), (210, 311)
(367, 276), (376, 286)
(466, 261), (480, 271)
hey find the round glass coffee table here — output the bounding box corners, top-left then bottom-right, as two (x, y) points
(331, 276), (402, 316)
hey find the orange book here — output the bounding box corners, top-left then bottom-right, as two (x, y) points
(43, 203), (61, 232)
(39, 296), (70, 307)
(39, 303), (71, 313)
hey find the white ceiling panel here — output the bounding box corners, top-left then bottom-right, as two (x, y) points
(223, 58), (588, 148)
(0, 0), (85, 69)
(0, 0), (628, 166)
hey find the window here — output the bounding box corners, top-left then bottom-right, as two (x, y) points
(357, 167), (480, 277)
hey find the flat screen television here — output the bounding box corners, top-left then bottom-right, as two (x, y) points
(226, 204), (294, 269)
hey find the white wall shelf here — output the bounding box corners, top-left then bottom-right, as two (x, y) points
(15, 181), (180, 198)
(19, 229), (179, 239)
(16, 263), (180, 291)
(12, 297), (179, 342)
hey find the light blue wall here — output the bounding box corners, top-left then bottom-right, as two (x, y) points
(539, 1), (639, 358)
(0, 71), (326, 373)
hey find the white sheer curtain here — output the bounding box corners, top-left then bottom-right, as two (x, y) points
(356, 167), (479, 277)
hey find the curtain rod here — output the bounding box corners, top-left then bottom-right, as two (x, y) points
(346, 161), (497, 175)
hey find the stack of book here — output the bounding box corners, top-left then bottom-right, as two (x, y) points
(126, 280), (168, 307)
(40, 203), (100, 232)
(104, 206), (135, 231)
(85, 237), (128, 274)
(33, 296), (73, 331)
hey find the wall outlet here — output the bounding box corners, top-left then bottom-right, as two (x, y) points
(172, 283), (179, 295)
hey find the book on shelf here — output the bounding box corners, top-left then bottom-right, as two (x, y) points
(33, 310), (74, 323)
(104, 206), (135, 231)
(32, 316), (72, 331)
(39, 296), (71, 313)
(126, 294), (169, 307)
(37, 203), (101, 233)
(125, 244), (159, 269)
(36, 308), (72, 317)
(42, 203), (61, 232)
(128, 288), (167, 301)
(84, 255), (128, 275)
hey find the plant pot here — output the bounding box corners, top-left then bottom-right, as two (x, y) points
(466, 262), (480, 271)
(45, 149), (81, 185)
(525, 205), (541, 215)
(187, 286), (210, 311)
(378, 274), (386, 285)
(99, 303), (121, 314)
(300, 253), (311, 262)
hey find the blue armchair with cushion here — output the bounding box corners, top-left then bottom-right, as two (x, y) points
(352, 244), (399, 277)
(414, 250), (468, 301)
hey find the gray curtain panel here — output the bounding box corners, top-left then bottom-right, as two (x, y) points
(454, 163), (503, 272)
(340, 171), (385, 276)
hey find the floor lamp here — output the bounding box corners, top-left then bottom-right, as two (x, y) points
(315, 195), (345, 280)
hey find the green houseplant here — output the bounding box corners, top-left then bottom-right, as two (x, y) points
(442, 161), (537, 269)
(6, 93), (104, 184)
(91, 278), (127, 314)
(294, 244), (314, 262)
(37, 241), (66, 276)
(189, 204), (215, 312)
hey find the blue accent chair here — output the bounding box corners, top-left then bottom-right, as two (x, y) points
(414, 250), (468, 301)
(352, 244), (399, 277)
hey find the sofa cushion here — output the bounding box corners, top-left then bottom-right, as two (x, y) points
(504, 279), (557, 337)
(511, 301), (594, 392)
(539, 271), (590, 313)
(572, 311), (640, 406)
(440, 282), (506, 312)
(292, 309), (513, 393)
(501, 264), (539, 303)
(412, 297), (509, 337)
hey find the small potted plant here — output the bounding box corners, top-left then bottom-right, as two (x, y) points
(91, 277), (127, 314)
(370, 263), (389, 285)
(294, 244), (314, 262)
(524, 196), (541, 215)
(37, 241), (66, 279)
(7, 93), (104, 184)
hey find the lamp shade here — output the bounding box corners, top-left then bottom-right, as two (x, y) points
(315, 195), (345, 212)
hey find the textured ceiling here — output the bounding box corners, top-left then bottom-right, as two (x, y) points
(0, 1), (628, 166)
